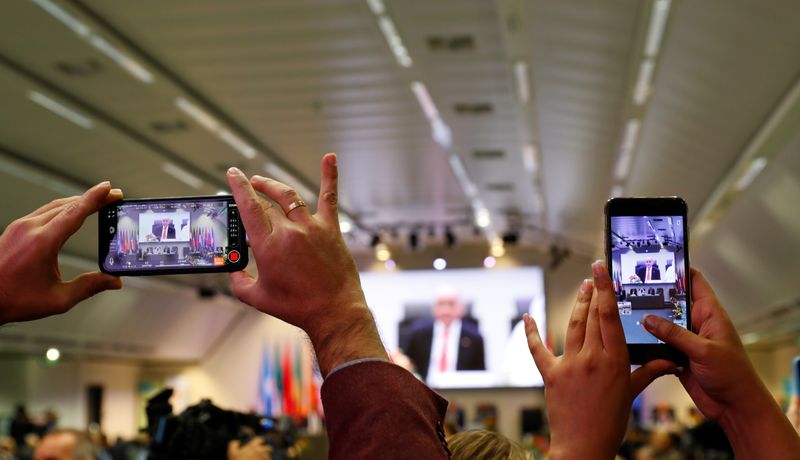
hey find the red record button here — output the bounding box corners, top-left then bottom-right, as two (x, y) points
(228, 250), (241, 263)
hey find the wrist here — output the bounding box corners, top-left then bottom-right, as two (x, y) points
(307, 300), (387, 376)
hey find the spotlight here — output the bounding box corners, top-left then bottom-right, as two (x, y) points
(385, 259), (397, 271)
(45, 348), (60, 362)
(433, 257), (447, 270)
(483, 256), (496, 269)
(375, 243), (391, 262)
(444, 226), (456, 248)
(339, 221), (352, 233)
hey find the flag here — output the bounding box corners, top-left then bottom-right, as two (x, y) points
(258, 345), (278, 417)
(274, 346), (283, 415)
(282, 342), (295, 416)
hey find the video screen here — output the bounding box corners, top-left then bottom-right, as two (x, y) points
(609, 216), (688, 344)
(103, 199), (235, 272)
(361, 267), (546, 388)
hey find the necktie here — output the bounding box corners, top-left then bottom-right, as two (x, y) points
(646, 267), (652, 282)
(162, 222), (168, 240)
(438, 325), (450, 372)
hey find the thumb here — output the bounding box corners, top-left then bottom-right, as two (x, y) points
(230, 270), (259, 306)
(642, 314), (702, 358)
(61, 272), (122, 308)
(630, 359), (679, 396)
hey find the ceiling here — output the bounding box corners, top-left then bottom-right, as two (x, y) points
(0, 0), (798, 359)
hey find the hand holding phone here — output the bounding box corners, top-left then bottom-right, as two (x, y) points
(0, 182), (123, 325)
(98, 195), (247, 276)
(605, 197), (691, 364)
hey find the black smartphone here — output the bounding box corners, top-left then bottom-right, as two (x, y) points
(605, 197), (691, 365)
(99, 195), (247, 276)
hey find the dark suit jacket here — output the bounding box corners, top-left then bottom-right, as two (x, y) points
(151, 222), (176, 240)
(636, 265), (661, 281)
(321, 360), (450, 459)
(405, 320), (486, 380)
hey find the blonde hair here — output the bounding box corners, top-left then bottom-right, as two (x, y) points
(447, 430), (530, 460)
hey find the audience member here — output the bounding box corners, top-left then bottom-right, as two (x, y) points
(524, 263), (800, 459)
(227, 438), (272, 460)
(447, 430), (529, 460)
(33, 429), (97, 460)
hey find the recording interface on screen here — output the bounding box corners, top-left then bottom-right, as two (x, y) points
(609, 215), (688, 344)
(360, 267), (546, 389)
(103, 200), (237, 272)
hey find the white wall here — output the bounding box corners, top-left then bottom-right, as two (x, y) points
(0, 357), (141, 440)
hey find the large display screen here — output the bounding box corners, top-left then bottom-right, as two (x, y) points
(361, 267), (546, 388)
(102, 199), (237, 272)
(609, 215), (688, 344)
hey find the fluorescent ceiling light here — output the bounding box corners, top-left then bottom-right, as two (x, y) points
(32, 0), (90, 38)
(88, 35), (154, 84)
(410, 82), (439, 120)
(0, 154), (82, 196)
(265, 162), (316, 202)
(610, 184), (624, 198)
(644, 0), (672, 57)
(339, 220), (353, 234)
(633, 59), (655, 105)
(216, 190), (230, 196)
(175, 97), (259, 160)
(734, 157), (768, 192)
(431, 118), (452, 148)
(162, 162), (204, 189)
(513, 61), (530, 104)
(475, 206), (491, 228)
(28, 90), (94, 129)
(377, 16), (412, 67)
(614, 119), (641, 180)
(532, 189), (544, 213)
(218, 129), (257, 159)
(175, 96), (220, 132)
(522, 144), (538, 174)
(366, 0), (386, 15)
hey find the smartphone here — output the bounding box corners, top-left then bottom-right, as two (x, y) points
(793, 355), (800, 397)
(605, 197), (691, 365)
(99, 195), (247, 276)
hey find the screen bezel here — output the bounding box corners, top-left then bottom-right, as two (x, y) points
(604, 197), (691, 365)
(98, 195), (247, 276)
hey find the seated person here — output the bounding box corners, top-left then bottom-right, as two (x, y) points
(447, 430), (527, 460)
(34, 429), (96, 460)
(636, 258), (661, 282)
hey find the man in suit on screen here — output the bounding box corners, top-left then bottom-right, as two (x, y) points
(405, 287), (486, 382)
(151, 218), (176, 241)
(636, 257), (661, 283)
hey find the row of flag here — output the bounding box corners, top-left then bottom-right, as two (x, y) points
(117, 228), (139, 253)
(190, 226), (216, 252)
(258, 341), (323, 419)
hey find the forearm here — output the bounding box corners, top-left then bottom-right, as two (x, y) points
(719, 387), (800, 459)
(307, 302), (388, 376)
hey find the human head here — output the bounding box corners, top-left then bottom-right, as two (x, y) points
(645, 258), (654, 267)
(433, 287), (465, 326)
(447, 430), (530, 460)
(34, 429), (96, 460)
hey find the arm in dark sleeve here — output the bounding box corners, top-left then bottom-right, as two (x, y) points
(321, 360), (451, 460)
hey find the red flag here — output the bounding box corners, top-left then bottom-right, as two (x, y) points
(282, 343), (295, 416)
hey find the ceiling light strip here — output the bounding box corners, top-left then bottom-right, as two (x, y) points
(32, 0), (154, 84)
(28, 90), (94, 129)
(369, 1), (413, 68)
(644, 0), (672, 57)
(513, 61), (531, 104)
(162, 162), (204, 189)
(175, 97), (258, 160)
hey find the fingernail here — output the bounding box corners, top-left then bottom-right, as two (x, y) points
(329, 153), (337, 165)
(251, 175), (266, 182)
(522, 313), (531, 329)
(642, 314), (657, 330)
(110, 188), (122, 195)
(668, 366), (684, 375)
(227, 167), (243, 176)
(95, 181), (110, 189)
(580, 278), (593, 294)
(591, 260), (605, 278)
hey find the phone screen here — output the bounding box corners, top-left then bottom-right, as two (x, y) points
(100, 196), (244, 274)
(609, 215), (689, 344)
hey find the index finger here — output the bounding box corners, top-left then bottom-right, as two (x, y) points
(316, 152), (339, 225)
(592, 261), (626, 354)
(45, 182), (113, 239)
(227, 167), (275, 246)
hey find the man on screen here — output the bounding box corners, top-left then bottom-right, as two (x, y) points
(636, 258), (661, 282)
(151, 218), (176, 241)
(405, 287), (486, 382)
